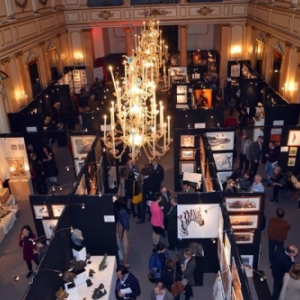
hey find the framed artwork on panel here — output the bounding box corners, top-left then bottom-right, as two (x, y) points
(230, 64), (240, 77)
(72, 70), (80, 75)
(177, 85), (187, 94)
(74, 82), (81, 88)
(206, 131), (234, 151)
(289, 147), (297, 156)
(75, 159), (85, 176)
(73, 75), (81, 82)
(287, 130), (300, 146)
(179, 161), (196, 174)
(180, 135), (195, 147)
(70, 135), (95, 159)
(229, 215), (259, 230)
(33, 205), (49, 218)
(6, 157), (27, 179)
(241, 255), (254, 277)
(213, 153), (233, 171)
(170, 53), (180, 66)
(51, 205), (65, 218)
(42, 219), (58, 239)
(81, 77), (87, 84)
(213, 272), (226, 300)
(288, 157), (296, 167)
(80, 70), (86, 77)
(177, 95), (187, 104)
(224, 233), (231, 266)
(234, 231), (254, 244)
(224, 196), (261, 212)
(180, 149), (196, 160)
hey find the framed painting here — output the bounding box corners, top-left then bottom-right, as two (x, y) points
(80, 70), (86, 77)
(218, 209), (224, 242)
(42, 219), (58, 239)
(6, 157), (27, 179)
(73, 75), (81, 82)
(213, 273), (226, 300)
(170, 53), (180, 66)
(180, 135), (195, 148)
(287, 157), (296, 167)
(179, 161), (196, 174)
(70, 135), (95, 159)
(224, 233), (231, 266)
(289, 147), (298, 156)
(177, 204), (220, 239)
(206, 132), (234, 151)
(72, 70), (80, 76)
(194, 89), (212, 109)
(75, 159), (85, 176)
(51, 205), (65, 218)
(217, 237), (224, 271)
(241, 255), (254, 277)
(217, 171), (232, 191)
(177, 85), (187, 94)
(287, 130), (300, 146)
(230, 64), (240, 77)
(180, 149), (196, 160)
(74, 82), (81, 88)
(229, 215), (259, 230)
(231, 257), (241, 290)
(221, 252), (232, 300)
(177, 95), (187, 104)
(234, 231), (254, 244)
(224, 196), (261, 212)
(33, 205), (49, 218)
(213, 153), (233, 171)
(81, 77), (87, 84)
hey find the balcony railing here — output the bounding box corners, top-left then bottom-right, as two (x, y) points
(87, 0), (222, 6)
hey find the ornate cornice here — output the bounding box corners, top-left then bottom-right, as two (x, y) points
(15, 0), (28, 10)
(98, 11), (114, 20)
(15, 51), (23, 58)
(1, 57), (10, 65)
(197, 7), (213, 16)
(139, 9), (171, 17)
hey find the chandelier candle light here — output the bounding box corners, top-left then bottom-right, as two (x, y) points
(102, 19), (172, 162)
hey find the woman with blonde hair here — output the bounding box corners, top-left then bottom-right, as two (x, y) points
(279, 262), (300, 300)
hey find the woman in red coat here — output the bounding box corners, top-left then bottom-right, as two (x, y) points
(19, 225), (38, 278)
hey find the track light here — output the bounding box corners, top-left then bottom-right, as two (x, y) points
(81, 203), (85, 209)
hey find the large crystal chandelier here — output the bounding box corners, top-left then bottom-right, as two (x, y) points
(102, 19), (172, 162)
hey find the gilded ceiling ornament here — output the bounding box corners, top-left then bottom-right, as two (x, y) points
(140, 9), (171, 17)
(15, 0), (28, 10)
(39, 0), (48, 6)
(98, 11), (114, 20)
(197, 7), (213, 16)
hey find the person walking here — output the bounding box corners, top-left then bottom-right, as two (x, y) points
(271, 245), (298, 300)
(268, 208), (291, 266)
(150, 193), (165, 247)
(159, 185), (172, 234)
(269, 166), (286, 202)
(115, 265), (141, 300)
(150, 158), (165, 192)
(249, 135), (263, 176)
(19, 225), (39, 278)
(239, 135), (252, 173)
(167, 196), (178, 251)
(125, 170), (141, 218)
(279, 262), (300, 300)
(151, 282), (175, 300)
(265, 141), (279, 186)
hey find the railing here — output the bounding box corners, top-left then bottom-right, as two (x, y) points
(87, 0), (222, 6)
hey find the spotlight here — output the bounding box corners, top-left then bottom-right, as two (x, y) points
(13, 275), (20, 282)
(211, 238), (216, 244)
(70, 227), (74, 233)
(66, 166), (70, 171)
(81, 203), (85, 209)
(59, 186), (63, 191)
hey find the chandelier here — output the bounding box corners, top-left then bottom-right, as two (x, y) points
(102, 19), (172, 162)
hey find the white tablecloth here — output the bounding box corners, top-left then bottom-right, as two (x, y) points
(65, 255), (117, 300)
(1, 211), (17, 234)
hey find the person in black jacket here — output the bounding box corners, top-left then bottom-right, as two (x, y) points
(159, 185), (172, 232)
(125, 171), (140, 218)
(115, 265), (141, 300)
(150, 158), (165, 192)
(137, 167), (156, 224)
(249, 136), (263, 176)
(167, 196), (178, 251)
(29, 153), (47, 194)
(271, 245), (298, 300)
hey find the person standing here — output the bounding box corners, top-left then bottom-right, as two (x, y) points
(182, 181), (195, 193)
(223, 79), (231, 107)
(167, 196), (178, 251)
(180, 248), (196, 300)
(19, 225), (39, 278)
(271, 245), (298, 300)
(159, 185), (172, 233)
(151, 282), (175, 300)
(150, 193), (165, 247)
(268, 208), (291, 266)
(265, 141), (279, 186)
(125, 170), (140, 218)
(249, 135), (264, 176)
(279, 262), (300, 300)
(115, 265), (141, 300)
(224, 108), (238, 129)
(29, 153), (47, 194)
(270, 166), (286, 202)
(239, 135), (252, 173)
(150, 158), (165, 192)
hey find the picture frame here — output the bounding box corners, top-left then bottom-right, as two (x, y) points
(289, 147), (298, 156)
(229, 215), (259, 230)
(81, 77), (87, 84)
(224, 196), (261, 212)
(42, 219), (58, 239)
(180, 135), (195, 147)
(230, 64), (241, 77)
(51, 205), (65, 218)
(287, 157), (296, 167)
(177, 94), (187, 104)
(206, 132), (234, 151)
(10, 144), (17, 151)
(231, 257), (241, 290)
(80, 70), (86, 77)
(287, 130), (300, 146)
(213, 153), (233, 171)
(177, 85), (187, 94)
(73, 75), (81, 82)
(33, 205), (49, 218)
(217, 237), (224, 271)
(72, 70), (80, 75)
(224, 233), (231, 266)
(234, 231), (254, 244)
(213, 273), (226, 300)
(70, 135), (95, 159)
(218, 209), (224, 242)
(170, 53), (180, 66)
(180, 149), (196, 160)
(6, 157), (27, 179)
(179, 161), (196, 174)
(74, 82), (81, 88)
(241, 255), (254, 277)
(217, 171), (232, 191)
(75, 159), (85, 176)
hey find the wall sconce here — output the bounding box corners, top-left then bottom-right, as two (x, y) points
(74, 52), (83, 65)
(230, 46), (242, 60)
(15, 90), (28, 108)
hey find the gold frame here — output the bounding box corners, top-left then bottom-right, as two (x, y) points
(180, 148), (196, 160)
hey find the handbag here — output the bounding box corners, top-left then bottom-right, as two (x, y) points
(171, 272), (186, 297)
(132, 181), (142, 204)
(148, 268), (161, 283)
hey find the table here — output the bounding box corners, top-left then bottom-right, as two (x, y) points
(0, 211), (17, 244)
(9, 178), (33, 201)
(65, 255), (117, 300)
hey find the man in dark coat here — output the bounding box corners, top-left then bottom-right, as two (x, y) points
(159, 185), (172, 231)
(150, 158), (164, 192)
(249, 135), (263, 176)
(167, 196), (178, 251)
(271, 245), (298, 300)
(115, 265), (141, 300)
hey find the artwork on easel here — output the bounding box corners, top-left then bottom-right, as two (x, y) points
(206, 132), (234, 151)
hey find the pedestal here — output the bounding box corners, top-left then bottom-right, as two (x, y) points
(8, 178), (33, 201)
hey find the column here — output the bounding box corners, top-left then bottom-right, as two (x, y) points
(1, 57), (15, 113)
(179, 25), (188, 67)
(295, 47), (300, 103)
(38, 42), (51, 87)
(250, 26), (257, 67)
(219, 24), (231, 81)
(4, 0), (15, 20)
(81, 29), (94, 85)
(51, 0), (57, 10)
(261, 34), (271, 82)
(31, 0), (39, 15)
(279, 42), (292, 96)
(123, 27), (132, 56)
(55, 33), (63, 75)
